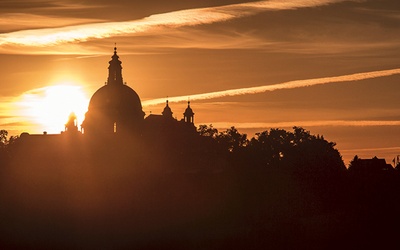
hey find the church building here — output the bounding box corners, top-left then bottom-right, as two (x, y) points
(81, 47), (195, 136)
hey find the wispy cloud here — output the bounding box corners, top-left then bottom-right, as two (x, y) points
(142, 68), (400, 106)
(0, 0), (350, 48)
(0, 13), (103, 32)
(208, 120), (400, 129)
(354, 7), (400, 20)
(341, 146), (400, 153)
(0, 95), (26, 133)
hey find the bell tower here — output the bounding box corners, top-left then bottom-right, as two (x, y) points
(183, 101), (194, 124)
(107, 46), (123, 85)
(65, 112), (78, 133)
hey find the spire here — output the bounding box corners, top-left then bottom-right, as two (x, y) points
(107, 46), (123, 85)
(65, 112), (78, 132)
(162, 99), (173, 118)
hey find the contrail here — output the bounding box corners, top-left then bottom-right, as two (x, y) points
(207, 120), (400, 129)
(0, 0), (349, 47)
(142, 68), (400, 106)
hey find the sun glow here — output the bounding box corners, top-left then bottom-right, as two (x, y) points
(18, 84), (89, 134)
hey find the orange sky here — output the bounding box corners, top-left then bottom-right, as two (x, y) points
(0, 0), (399, 165)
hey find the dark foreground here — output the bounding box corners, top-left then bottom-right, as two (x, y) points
(1, 132), (400, 249)
(1, 161), (400, 249)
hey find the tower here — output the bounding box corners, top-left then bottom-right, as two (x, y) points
(65, 112), (78, 133)
(107, 46), (123, 85)
(183, 101), (194, 124)
(162, 100), (173, 118)
(82, 47), (145, 136)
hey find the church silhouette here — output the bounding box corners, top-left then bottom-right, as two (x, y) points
(36, 47), (195, 138)
(81, 47), (195, 136)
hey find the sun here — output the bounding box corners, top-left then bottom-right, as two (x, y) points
(18, 84), (89, 134)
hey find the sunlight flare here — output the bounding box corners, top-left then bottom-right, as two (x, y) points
(17, 85), (89, 133)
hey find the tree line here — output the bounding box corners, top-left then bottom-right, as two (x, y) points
(1, 126), (400, 249)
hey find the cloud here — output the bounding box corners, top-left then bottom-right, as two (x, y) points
(142, 68), (400, 106)
(0, 13), (103, 32)
(354, 7), (400, 20)
(0, 96), (26, 133)
(0, 0), (100, 13)
(120, 28), (272, 50)
(207, 120), (400, 129)
(0, 0), (350, 48)
(0, 96), (18, 114)
(341, 146), (400, 153)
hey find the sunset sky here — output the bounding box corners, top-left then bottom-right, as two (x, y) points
(0, 0), (399, 165)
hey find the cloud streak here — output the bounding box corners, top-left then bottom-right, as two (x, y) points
(0, 0), (349, 47)
(208, 120), (400, 129)
(341, 147), (400, 153)
(142, 68), (400, 106)
(0, 13), (103, 32)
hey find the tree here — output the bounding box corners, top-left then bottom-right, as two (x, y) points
(292, 126), (312, 145)
(0, 130), (18, 151)
(0, 130), (18, 164)
(197, 124), (218, 138)
(247, 127), (345, 175)
(217, 126), (248, 153)
(0, 130), (8, 147)
(348, 155), (361, 171)
(290, 134), (346, 176)
(396, 162), (400, 171)
(248, 128), (293, 167)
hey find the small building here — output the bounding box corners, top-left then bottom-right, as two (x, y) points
(349, 156), (394, 172)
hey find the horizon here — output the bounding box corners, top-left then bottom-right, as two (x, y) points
(0, 0), (399, 165)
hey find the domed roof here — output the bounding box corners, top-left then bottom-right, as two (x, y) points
(88, 84), (143, 115)
(184, 101), (194, 116)
(162, 100), (173, 117)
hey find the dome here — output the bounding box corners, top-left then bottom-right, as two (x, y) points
(88, 84), (144, 117)
(82, 47), (145, 135)
(162, 100), (173, 118)
(184, 102), (194, 116)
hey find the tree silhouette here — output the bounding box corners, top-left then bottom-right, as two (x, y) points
(348, 155), (360, 171)
(197, 124), (218, 138)
(0, 130), (18, 149)
(290, 131), (345, 174)
(396, 162), (400, 170)
(248, 128), (293, 168)
(0, 130), (18, 167)
(216, 126), (248, 153)
(246, 127), (345, 175)
(0, 130), (8, 148)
